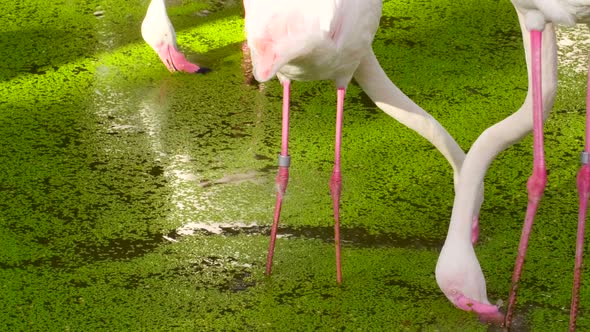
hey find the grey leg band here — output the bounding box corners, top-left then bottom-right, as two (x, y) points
(278, 154), (291, 167)
(582, 151), (589, 165)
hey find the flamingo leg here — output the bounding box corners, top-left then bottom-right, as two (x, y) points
(330, 87), (346, 284)
(505, 29), (548, 327)
(569, 55), (590, 332)
(266, 80), (292, 276)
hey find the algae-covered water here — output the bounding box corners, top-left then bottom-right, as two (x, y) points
(1, 0), (588, 330)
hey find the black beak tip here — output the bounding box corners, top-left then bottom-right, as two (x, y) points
(196, 67), (212, 74)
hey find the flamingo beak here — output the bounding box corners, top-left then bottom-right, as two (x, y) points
(451, 293), (504, 325)
(156, 44), (210, 74)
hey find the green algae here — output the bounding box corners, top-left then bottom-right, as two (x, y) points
(1, 0), (589, 330)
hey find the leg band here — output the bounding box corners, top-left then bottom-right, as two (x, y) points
(278, 154), (291, 167)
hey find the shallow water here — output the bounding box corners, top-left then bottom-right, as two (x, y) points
(1, 0), (589, 330)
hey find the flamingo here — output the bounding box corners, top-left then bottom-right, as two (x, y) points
(141, 0), (210, 73)
(437, 0), (590, 329)
(243, 0), (483, 284)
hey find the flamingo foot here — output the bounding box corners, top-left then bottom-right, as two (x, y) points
(157, 44), (211, 74)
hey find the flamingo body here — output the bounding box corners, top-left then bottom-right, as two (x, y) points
(514, 0), (590, 28)
(245, 0), (381, 86)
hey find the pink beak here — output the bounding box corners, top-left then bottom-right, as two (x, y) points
(156, 44), (210, 74)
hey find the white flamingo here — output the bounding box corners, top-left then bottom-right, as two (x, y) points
(437, 0), (590, 329)
(141, 0), (210, 73)
(243, 0), (482, 284)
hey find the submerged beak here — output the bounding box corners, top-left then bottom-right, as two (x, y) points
(452, 293), (504, 325)
(156, 44), (210, 74)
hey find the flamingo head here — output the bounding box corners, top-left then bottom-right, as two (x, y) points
(435, 240), (504, 325)
(141, 1), (209, 74)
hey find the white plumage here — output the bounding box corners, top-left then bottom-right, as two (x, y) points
(245, 0), (381, 86)
(514, 0), (590, 28)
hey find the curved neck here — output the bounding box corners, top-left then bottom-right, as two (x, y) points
(146, 0), (166, 17)
(353, 51), (466, 181)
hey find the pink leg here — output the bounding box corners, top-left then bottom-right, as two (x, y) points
(330, 87), (346, 284)
(266, 80), (291, 276)
(571, 163), (590, 331)
(569, 56), (590, 332)
(505, 29), (548, 327)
